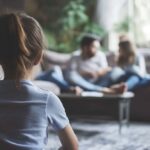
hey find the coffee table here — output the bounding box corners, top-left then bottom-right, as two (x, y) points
(100, 92), (134, 133)
(59, 91), (134, 134)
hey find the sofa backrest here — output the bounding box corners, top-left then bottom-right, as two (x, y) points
(0, 66), (4, 80)
(1, 49), (149, 80)
(42, 49), (150, 74)
(42, 50), (71, 71)
(137, 48), (150, 73)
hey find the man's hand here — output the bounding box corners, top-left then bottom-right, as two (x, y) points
(79, 71), (98, 79)
(96, 67), (112, 77)
(79, 67), (112, 80)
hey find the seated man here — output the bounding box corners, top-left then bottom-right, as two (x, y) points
(65, 34), (126, 94)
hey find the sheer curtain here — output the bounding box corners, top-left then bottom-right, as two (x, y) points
(95, 0), (150, 48)
(95, 0), (128, 31)
(95, 0), (129, 50)
(134, 0), (150, 47)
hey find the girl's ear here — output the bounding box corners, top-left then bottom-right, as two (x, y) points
(34, 52), (43, 65)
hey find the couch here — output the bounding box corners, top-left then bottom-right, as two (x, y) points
(33, 49), (150, 121)
(1, 49), (149, 121)
(36, 49), (150, 122)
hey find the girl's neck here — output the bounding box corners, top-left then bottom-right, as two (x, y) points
(4, 69), (32, 81)
(4, 75), (30, 80)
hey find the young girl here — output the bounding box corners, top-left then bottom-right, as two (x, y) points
(0, 13), (78, 150)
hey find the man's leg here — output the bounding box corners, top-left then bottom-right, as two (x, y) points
(35, 66), (70, 90)
(68, 71), (103, 91)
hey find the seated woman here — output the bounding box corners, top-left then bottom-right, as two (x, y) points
(105, 38), (150, 91)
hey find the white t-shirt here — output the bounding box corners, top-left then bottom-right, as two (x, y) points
(68, 50), (108, 74)
(0, 80), (69, 150)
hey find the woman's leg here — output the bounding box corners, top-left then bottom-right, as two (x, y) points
(113, 71), (142, 91)
(96, 67), (126, 87)
(108, 71), (141, 91)
(125, 75), (141, 91)
(132, 76), (150, 90)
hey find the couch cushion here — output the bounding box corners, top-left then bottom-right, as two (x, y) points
(32, 80), (60, 95)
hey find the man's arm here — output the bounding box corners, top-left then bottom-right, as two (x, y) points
(79, 67), (111, 79)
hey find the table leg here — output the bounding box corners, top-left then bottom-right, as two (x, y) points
(125, 98), (131, 127)
(119, 98), (131, 134)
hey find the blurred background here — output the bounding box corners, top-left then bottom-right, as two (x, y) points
(1, 1), (150, 149)
(0, 0), (150, 53)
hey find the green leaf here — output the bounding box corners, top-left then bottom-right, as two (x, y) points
(76, 11), (88, 23)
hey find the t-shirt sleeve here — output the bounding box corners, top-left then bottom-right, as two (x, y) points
(46, 92), (69, 131)
(68, 55), (78, 72)
(97, 51), (108, 67)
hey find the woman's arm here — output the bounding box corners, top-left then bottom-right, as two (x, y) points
(58, 124), (79, 150)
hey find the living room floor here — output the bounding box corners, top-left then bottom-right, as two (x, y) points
(46, 118), (150, 150)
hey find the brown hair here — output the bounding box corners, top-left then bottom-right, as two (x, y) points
(117, 40), (136, 67)
(0, 13), (45, 80)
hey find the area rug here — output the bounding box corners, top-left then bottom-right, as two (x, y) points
(46, 119), (150, 150)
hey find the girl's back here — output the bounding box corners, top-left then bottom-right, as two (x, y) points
(0, 80), (69, 150)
